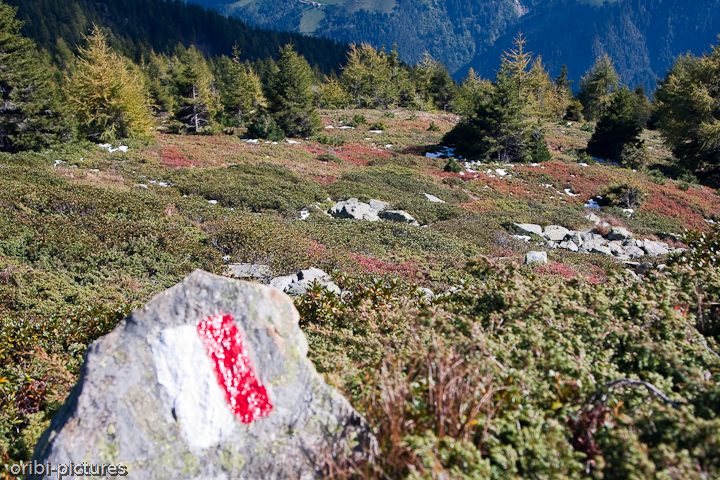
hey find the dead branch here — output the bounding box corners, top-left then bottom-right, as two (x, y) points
(588, 379), (680, 410)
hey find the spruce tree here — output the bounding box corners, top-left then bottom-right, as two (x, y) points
(172, 45), (218, 133)
(66, 25), (153, 141)
(341, 43), (396, 109)
(266, 44), (320, 138)
(587, 86), (643, 162)
(0, 1), (67, 151)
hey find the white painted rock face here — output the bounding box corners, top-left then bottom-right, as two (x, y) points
(31, 270), (375, 480)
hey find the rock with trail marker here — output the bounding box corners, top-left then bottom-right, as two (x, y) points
(31, 270), (375, 480)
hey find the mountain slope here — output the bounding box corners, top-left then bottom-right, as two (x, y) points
(188, 0), (720, 87)
(8, 0), (348, 73)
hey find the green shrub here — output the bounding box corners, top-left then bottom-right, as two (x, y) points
(381, 111), (395, 118)
(443, 158), (462, 173)
(246, 114), (285, 141)
(679, 181), (690, 191)
(369, 121), (387, 131)
(313, 133), (344, 147)
(648, 169), (667, 185)
(352, 114), (367, 125)
(679, 171), (699, 184)
(316, 153), (343, 164)
(602, 180), (647, 208)
(580, 123), (595, 132)
(428, 121), (440, 132)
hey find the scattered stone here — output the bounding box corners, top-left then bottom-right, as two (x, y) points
(381, 210), (419, 225)
(584, 212), (600, 223)
(225, 263), (272, 281)
(329, 198), (381, 221)
(515, 223), (543, 236)
(625, 246), (646, 258)
(269, 274), (297, 291)
(31, 270), (375, 478)
(422, 193), (446, 203)
(559, 240), (579, 252)
(643, 240), (670, 256)
(525, 251), (548, 264)
(635, 262), (653, 276)
(298, 267), (331, 283)
(607, 227), (632, 240)
(546, 240), (558, 249)
(567, 232), (583, 246)
(417, 287), (435, 300)
(608, 241), (625, 255)
(544, 225), (571, 241)
(590, 245), (613, 256)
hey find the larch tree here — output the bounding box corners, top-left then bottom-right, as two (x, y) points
(0, 1), (68, 151)
(172, 45), (218, 133)
(266, 44), (320, 138)
(219, 47), (265, 124)
(578, 54), (620, 121)
(66, 25), (153, 141)
(655, 42), (720, 173)
(341, 43), (396, 109)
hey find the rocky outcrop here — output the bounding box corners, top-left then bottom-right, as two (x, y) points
(31, 270), (375, 480)
(269, 267), (340, 296)
(328, 198), (418, 225)
(512, 223), (683, 260)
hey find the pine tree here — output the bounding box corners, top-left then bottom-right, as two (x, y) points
(587, 86), (643, 162)
(66, 25), (153, 141)
(578, 55), (619, 121)
(172, 45), (218, 133)
(0, 1), (67, 151)
(143, 51), (176, 120)
(266, 44), (320, 138)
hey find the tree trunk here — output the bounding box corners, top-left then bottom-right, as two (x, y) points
(192, 84), (199, 133)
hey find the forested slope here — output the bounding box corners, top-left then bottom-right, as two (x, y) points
(7, 0), (348, 73)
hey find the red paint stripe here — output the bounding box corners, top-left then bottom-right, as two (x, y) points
(197, 313), (273, 423)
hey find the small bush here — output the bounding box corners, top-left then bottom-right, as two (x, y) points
(381, 111), (395, 118)
(427, 121), (440, 132)
(246, 114), (285, 141)
(580, 123), (595, 132)
(679, 182), (690, 191)
(352, 114), (367, 125)
(564, 101), (584, 122)
(444, 158), (462, 173)
(602, 180), (647, 208)
(369, 121), (387, 131)
(317, 153), (343, 164)
(648, 169), (666, 185)
(621, 143), (652, 169)
(313, 133), (344, 147)
(679, 172), (699, 184)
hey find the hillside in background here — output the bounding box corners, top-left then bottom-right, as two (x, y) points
(188, 0), (720, 87)
(8, 0), (348, 73)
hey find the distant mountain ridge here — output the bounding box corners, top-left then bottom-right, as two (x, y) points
(188, 0), (720, 88)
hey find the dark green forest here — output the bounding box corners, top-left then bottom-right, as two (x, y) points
(8, 0), (349, 74)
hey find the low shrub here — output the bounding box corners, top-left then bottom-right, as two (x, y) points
(313, 133), (345, 147)
(317, 153), (343, 164)
(369, 121), (387, 131)
(443, 158), (462, 173)
(427, 121), (440, 132)
(246, 114), (285, 141)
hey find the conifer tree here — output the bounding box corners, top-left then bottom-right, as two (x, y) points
(553, 64), (575, 120)
(455, 68), (492, 117)
(66, 25), (153, 141)
(0, 1), (67, 151)
(143, 51), (176, 120)
(172, 45), (218, 133)
(341, 43), (396, 109)
(218, 47), (265, 124)
(315, 77), (349, 109)
(578, 55), (619, 121)
(501, 33), (533, 109)
(266, 44), (320, 138)
(587, 86), (643, 162)
(655, 45), (720, 172)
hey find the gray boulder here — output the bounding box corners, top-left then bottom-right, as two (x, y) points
(581, 232), (606, 245)
(567, 232), (583, 246)
(525, 251), (548, 264)
(31, 270), (374, 479)
(381, 210), (419, 225)
(368, 199), (390, 214)
(515, 223), (543, 236)
(625, 246), (645, 259)
(608, 241), (625, 255)
(607, 227), (632, 241)
(643, 240), (670, 256)
(584, 213), (600, 223)
(590, 245), (613, 256)
(422, 193), (445, 203)
(225, 263), (272, 281)
(329, 198), (380, 221)
(559, 240), (579, 252)
(544, 225), (571, 241)
(298, 267), (331, 283)
(269, 274), (298, 292)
